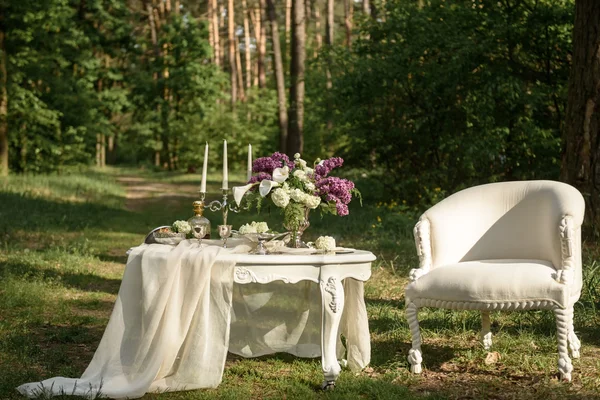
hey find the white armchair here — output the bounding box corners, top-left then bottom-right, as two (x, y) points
(404, 180), (585, 381)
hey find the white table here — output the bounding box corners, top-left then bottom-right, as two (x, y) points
(220, 249), (375, 388)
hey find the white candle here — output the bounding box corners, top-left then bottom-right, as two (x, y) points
(200, 142), (208, 193)
(222, 140), (228, 189)
(247, 144), (252, 182)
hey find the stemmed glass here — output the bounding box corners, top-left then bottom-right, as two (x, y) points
(217, 225), (233, 248)
(192, 224), (207, 245)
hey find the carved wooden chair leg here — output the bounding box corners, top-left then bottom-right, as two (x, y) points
(555, 307), (573, 381)
(567, 306), (581, 359)
(406, 302), (423, 373)
(480, 311), (492, 350)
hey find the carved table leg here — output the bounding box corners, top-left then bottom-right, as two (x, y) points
(481, 311), (492, 350)
(319, 274), (345, 389)
(555, 307), (573, 381)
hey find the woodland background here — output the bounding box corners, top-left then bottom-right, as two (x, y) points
(0, 0), (598, 228)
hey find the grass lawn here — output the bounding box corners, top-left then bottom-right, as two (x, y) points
(1, 167), (599, 399)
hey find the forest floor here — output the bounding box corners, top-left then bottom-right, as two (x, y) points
(1, 168), (599, 399)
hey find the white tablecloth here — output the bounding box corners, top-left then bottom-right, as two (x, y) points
(17, 240), (370, 399)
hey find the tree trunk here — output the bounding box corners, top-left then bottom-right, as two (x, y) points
(146, 0), (161, 166)
(326, 0), (334, 49)
(313, 0), (322, 58)
(250, 3), (261, 86)
(228, 0), (237, 108)
(561, 0), (600, 234)
(235, 35), (246, 101)
(208, 0), (216, 64)
(362, 0), (370, 16)
(286, 0), (306, 156)
(285, 0), (292, 65)
(107, 134), (116, 164)
(266, 0), (288, 153)
(258, 0), (267, 88)
(212, 0), (221, 67)
(242, 0), (252, 89)
(0, 28), (8, 176)
(344, 0), (353, 48)
(325, 0), (333, 129)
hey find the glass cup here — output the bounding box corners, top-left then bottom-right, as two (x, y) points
(192, 224), (207, 245)
(217, 224), (233, 248)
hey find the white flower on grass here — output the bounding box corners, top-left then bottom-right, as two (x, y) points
(315, 236), (336, 251)
(304, 195), (321, 209)
(271, 188), (290, 208)
(172, 220), (192, 234)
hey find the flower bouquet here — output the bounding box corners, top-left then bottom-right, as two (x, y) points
(232, 152), (361, 247)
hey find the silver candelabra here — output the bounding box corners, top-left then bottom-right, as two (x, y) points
(200, 189), (250, 247)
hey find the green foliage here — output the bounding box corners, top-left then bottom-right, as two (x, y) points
(324, 0), (573, 207)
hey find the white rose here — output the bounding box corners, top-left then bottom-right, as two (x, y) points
(294, 153), (301, 159)
(293, 169), (307, 180)
(271, 188), (290, 208)
(315, 236), (336, 251)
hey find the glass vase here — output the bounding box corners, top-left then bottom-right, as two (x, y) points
(284, 207), (310, 248)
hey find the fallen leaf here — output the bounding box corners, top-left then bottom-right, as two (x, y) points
(484, 351), (501, 365)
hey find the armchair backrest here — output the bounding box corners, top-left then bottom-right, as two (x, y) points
(422, 180), (585, 273)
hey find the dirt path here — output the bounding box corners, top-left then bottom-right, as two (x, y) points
(116, 176), (199, 212)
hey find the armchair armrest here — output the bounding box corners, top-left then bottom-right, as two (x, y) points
(556, 215), (577, 285)
(409, 218), (432, 282)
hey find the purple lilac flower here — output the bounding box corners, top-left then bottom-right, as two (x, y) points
(316, 176), (355, 216)
(248, 172), (272, 184)
(314, 157), (344, 178)
(335, 203), (349, 216)
(252, 152), (294, 174)
(269, 152), (294, 169)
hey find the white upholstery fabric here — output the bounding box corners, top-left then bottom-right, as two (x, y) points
(418, 180), (585, 302)
(406, 259), (567, 307)
(404, 180), (585, 381)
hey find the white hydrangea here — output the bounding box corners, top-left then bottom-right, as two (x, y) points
(172, 220), (192, 234)
(254, 221), (269, 233)
(271, 188), (290, 208)
(289, 188), (305, 203)
(239, 223), (257, 234)
(305, 182), (316, 191)
(304, 195), (321, 209)
(315, 236), (336, 251)
(239, 221), (269, 234)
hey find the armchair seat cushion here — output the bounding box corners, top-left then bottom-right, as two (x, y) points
(405, 259), (567, 308)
